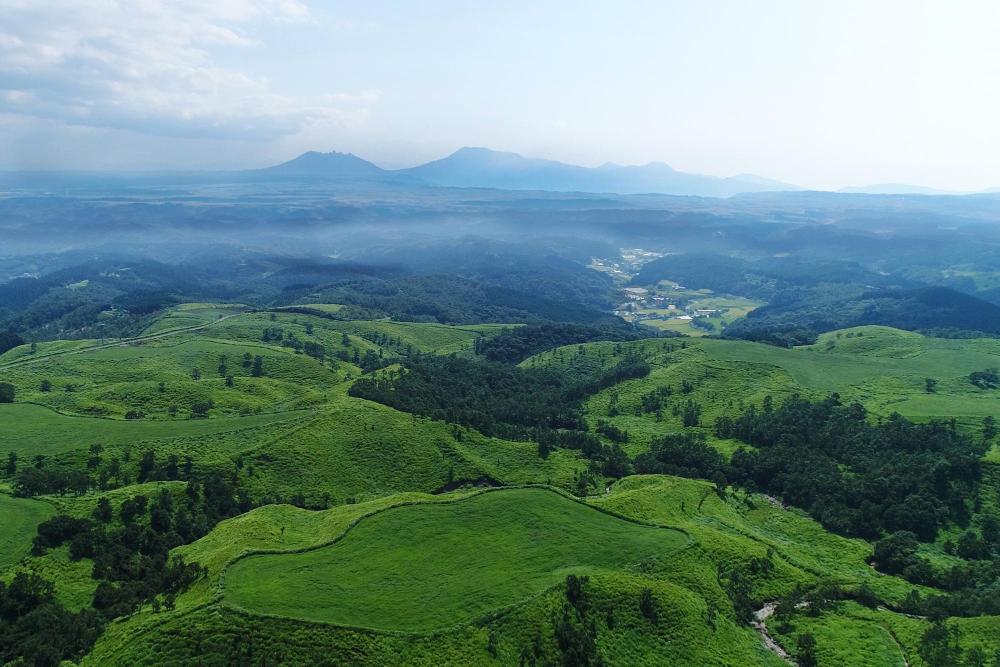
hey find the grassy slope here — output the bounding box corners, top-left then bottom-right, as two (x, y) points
(1, 402), (311, 458)
(140, 303), (249, 335)
(522, 327), (1000, 466)
(241, 387), (585, 505)
(709, 326), (1000, 424)
(208, 310), (511, 357)
(592, 476), (919, 604)
(223, 488), (688, 631)
(2, 337), (338, 418)
(10, 316), (1000, 665)
(0, 492), (54, 569)
(87, 487), (781, 667)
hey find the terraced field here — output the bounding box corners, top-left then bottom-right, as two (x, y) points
(223, 488), (688, 631)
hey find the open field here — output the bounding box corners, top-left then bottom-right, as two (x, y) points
(223, 488), (688, 631)
(0, 493), (54, 569)
(0, 402), (312, 458)
(1, 337), (338, 418)
(703, 326), (1000, 423)
(141, 303), (249, 335)
(636, 295), (761, 337)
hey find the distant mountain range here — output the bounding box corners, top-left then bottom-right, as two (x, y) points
(5, 148), (995, 198)
(258, 147), (800, 197)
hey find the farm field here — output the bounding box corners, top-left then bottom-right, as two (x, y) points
(223, 488), (688, 631)
(639, 295), (761, 337)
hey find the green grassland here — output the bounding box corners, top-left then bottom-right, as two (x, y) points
(0, 492), (54, 569)
(223, 488), (688, 631)
(69, 471), (990, 666)
(522, 327), (1000, 464)
(592, 476), (920, 603)
(86, 572), (783, 666)
(706, 326), (1000, 424)
(86, 486), (783, 667)
(208, 309), (511, 356)
(141, 303), (249, 335)
(0, 402), (312, 458)
(8, 312), (1000, 665)
(1, 337), (339, 418)
(237, 389), (584, 505)
(0, 338), (99, 364)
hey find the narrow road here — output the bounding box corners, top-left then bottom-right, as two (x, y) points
(0, 313), (243, 371)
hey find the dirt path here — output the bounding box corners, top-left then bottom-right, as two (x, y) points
(0, 313), (243, 371)
(753, 604), (796, 665)
(877, 624), (910, 667)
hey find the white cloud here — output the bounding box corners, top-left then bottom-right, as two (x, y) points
(0, 0), (373, 140)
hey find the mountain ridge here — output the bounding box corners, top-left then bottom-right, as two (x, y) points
(259, 146), (800, 197)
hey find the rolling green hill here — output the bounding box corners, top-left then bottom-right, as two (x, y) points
(5, 310), (1000, 666)
(223, 488), (688, 631)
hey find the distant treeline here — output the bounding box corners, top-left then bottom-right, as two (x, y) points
(630, 253), (1000, 346)
(724, 285), (1000, 346)
(630, 253), (895, 301)
(349, 352), (650, 442)
(0, 244), (625, 341)
(474, 322), (667, 364)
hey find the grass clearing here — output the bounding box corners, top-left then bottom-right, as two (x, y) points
(0, 493), (55, 570)
(223, 488), (687, 631)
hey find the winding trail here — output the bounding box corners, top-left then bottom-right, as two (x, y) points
(753, 604), (796, 665)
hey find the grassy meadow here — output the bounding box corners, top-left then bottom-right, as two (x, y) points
(0, 493), (54, 569)
(223, 488), (688, 631)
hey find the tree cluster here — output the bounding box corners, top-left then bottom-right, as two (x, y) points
(474, 323), (653, 364)
(719, 395), (984, 540)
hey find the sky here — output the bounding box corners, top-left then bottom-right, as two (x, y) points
(2, 0), (1000, 190)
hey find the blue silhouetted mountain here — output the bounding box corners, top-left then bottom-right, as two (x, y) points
(258, 146), (798, 196)
(395, 147), (798, 196)
(259, 151), (385, 178)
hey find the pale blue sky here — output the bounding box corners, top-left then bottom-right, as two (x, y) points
(2, 0), (999, 190)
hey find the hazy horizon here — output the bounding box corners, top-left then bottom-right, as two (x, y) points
(3, 1), (1000, 191)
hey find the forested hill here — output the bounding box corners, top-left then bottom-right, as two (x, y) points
(630, 253), (896, 300)
(724, 285), (1000, 346)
